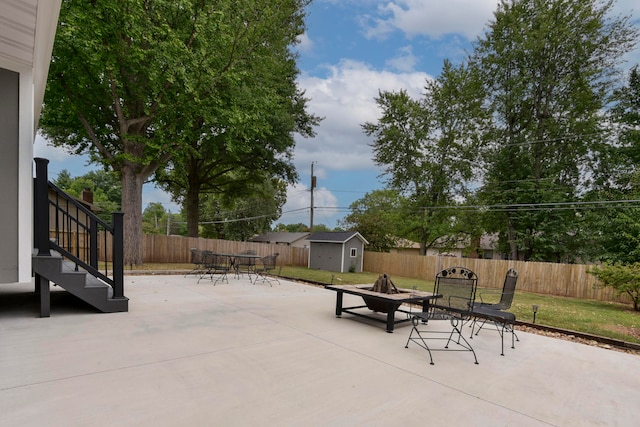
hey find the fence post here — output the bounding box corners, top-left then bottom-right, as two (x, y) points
(112, 212), (125, 299)
(34, 158), (51, 256)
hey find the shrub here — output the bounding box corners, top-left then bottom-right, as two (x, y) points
(589, 263), (640, 311)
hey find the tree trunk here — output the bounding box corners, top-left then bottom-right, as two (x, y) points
(507, 220), (518, 261)
(186, 184), (200, 238)
(121, 165), (144, 266)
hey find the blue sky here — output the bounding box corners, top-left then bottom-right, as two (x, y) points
(34, 0), (640, 229)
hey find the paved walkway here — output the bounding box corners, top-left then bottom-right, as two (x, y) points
(1, 274), (639, 426)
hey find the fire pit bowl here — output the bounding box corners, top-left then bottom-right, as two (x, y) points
(361, 274), (407, 313)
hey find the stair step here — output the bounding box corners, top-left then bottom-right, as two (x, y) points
(32, 253), (127, 313)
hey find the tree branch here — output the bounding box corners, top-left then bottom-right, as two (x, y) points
(76, 112), (115, 163)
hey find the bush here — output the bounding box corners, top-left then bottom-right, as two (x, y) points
(589, 263), (640, 311)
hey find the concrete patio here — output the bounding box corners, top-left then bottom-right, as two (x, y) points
(1, 274), (639, 426)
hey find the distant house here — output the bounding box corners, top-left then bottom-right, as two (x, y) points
(307, 231), (368, 273)
(389, 233), (506, 259)
(389, 237), (465, 257)
(250, 232), (310, 248)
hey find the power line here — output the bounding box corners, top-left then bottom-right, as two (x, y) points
(422, 199), (640, 211)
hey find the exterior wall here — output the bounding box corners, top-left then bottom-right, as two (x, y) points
(342, 238), (364, 273)
(0, 68), (19, 283)
(308, 239), (365, 273)
(308, 242), (343, 272)
(0, 0), (61, 285)
(290, 238), (310, 249)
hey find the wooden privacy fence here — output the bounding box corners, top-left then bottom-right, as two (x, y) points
(109, 234), (625, 304)
(138, 234), (309, 268)
(363, 252), (629, 304)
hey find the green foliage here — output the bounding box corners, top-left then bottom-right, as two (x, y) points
(362, 61), (484, 254)
(589, 263), (640, 311)
(198, 178), (286, 240)
(152, 0), (320, 238)
(40, 0), (316, 263)
(579, 66), (640, 263)
(473, 0), (638, 261)
(338, 189), (402, 252)
(142, 202), (168, 235)
(53, 168), (121, 223)
(274, 223), (310, 232)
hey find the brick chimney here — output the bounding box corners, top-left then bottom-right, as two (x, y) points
(82, 188), (94, 204)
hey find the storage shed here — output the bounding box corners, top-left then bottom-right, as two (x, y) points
(307, 231), (368, 273)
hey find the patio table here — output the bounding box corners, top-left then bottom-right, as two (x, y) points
(225, 253), (262, 279)
(325, 284), (439, 333)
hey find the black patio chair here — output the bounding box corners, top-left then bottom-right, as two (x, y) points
(475, 268), (518, 311)
(405, 266), (479, 365)
(198, 252), (231, 285)
(184, 248), (206, 278)
(234, 249), (257, 279)
(470, 268), (519, 355)
(253, 253), (280, 286)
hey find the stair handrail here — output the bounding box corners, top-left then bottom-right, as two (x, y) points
(34, 158), (124, 299)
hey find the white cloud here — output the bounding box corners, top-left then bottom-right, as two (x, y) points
(34, 134), (80, 163)
(282, 60), (430, 226)
(278, 182), (338, 226)
(295, 59), (430, 173)
(296, 32), (313, 53)
(362, 0), (498, 40)
(385, 45), (419, 72)
(143, 185), (181, 214)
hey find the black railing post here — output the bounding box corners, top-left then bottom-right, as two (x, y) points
(89, 216), (98, 268)
(112, 212), (125, 299)
(34, 158), (51, 256)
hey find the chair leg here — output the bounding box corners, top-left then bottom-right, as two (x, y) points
(406, 316), (477, 365)
(470, 317), (489, 338)
(445, 318), (478, 364)
(507, 322), (519, 348)
(405, 318), (435, 365)
(212, 271), (229, 285)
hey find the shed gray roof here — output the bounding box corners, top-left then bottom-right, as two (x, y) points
(250, 232), (310, 244)
(306, 231), (368, 245)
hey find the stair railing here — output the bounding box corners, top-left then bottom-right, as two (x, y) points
(34, 158), (124, 299)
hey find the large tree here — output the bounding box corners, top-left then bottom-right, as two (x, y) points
(582, 66), (640, 263)
(473, 0), (638, 261)
(40, 0), (313, 264)
(338, 189), (403, 252)
(198, 177), (287, 240)
(154, 3), (319, 238)
(362, 61), (486, 254)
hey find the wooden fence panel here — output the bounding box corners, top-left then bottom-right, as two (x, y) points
(363, 251), (629, 304)
(139, 235), (628, 304)
(140, 234), (309, 268)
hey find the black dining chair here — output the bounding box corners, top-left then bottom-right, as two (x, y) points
(253, 253), (280, 286)
(405, 266), (479, 365)
(470, 268), (519, 355)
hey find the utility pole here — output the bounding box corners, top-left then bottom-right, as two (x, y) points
(310, 162), (316, 232)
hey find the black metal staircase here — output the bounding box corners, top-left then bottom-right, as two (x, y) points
(32, 158), (128, 316)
